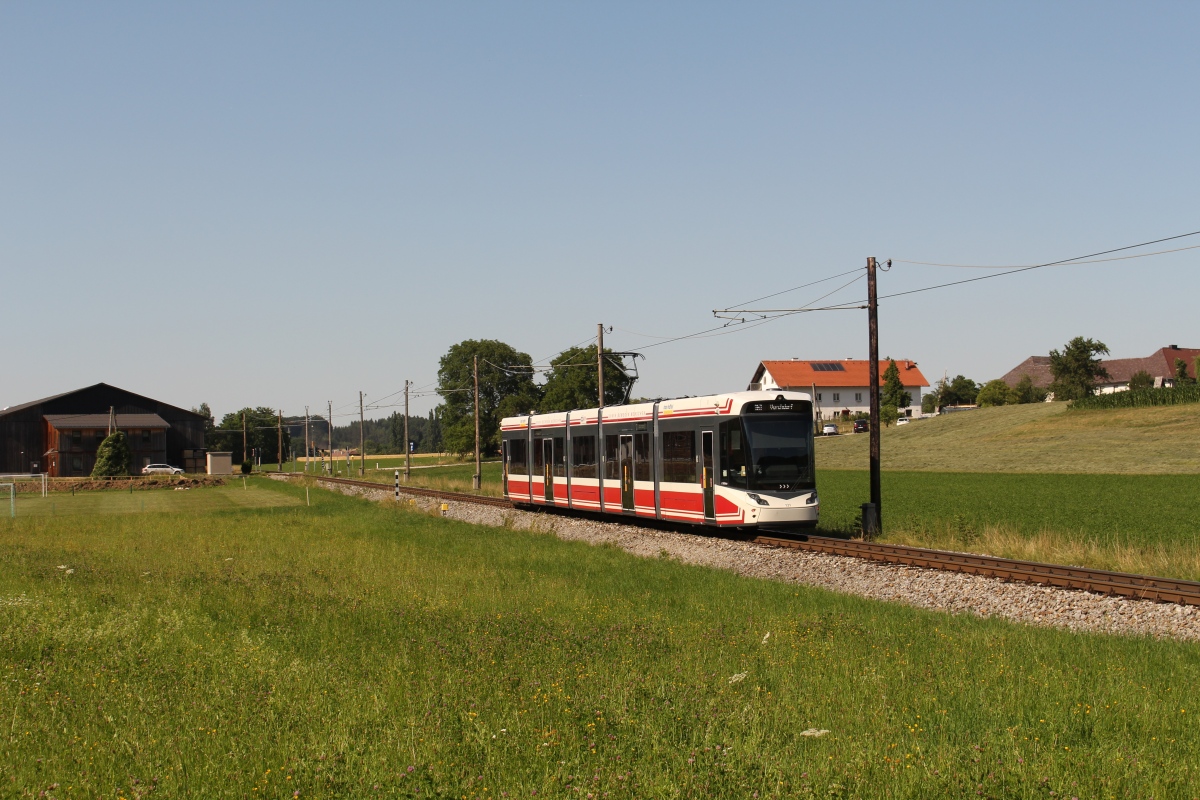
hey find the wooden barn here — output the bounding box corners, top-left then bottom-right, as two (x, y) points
(0, 383), (207, 476)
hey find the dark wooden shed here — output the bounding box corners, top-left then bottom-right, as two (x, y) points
(0, 383), (206, 476)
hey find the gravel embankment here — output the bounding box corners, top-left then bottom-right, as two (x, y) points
(295, 477), (1200, 642)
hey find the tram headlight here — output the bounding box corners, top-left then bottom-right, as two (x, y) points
(745, 493), (770, 506)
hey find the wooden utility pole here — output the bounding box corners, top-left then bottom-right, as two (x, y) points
(327, 401), (333, 475)
(866, 257), (882, 536)
(304, 406), (310, 473)
(359, 391), (366, 476)
(242, 412), (247, 468)
(403, 380), (411, 482)
(473, 355), (481, 490)
(597, 323), (605, 408)
(277, 410), (283, 472)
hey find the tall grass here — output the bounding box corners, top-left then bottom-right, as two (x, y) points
(2, 479), (1200, 797)
(1070, 383), (1200, 410)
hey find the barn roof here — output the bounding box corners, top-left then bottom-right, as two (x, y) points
(1001, 346), (1200, 387)
(0, 383), (203, 420)
(751, 359), (929, 389)
(44, 413), (170, 429)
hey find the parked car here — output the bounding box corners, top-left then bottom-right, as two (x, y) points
(821, 423), (839, 436)
(896, 418), (910, 426)
(853, 419), (869, 433)
(142, 464), (184, 475)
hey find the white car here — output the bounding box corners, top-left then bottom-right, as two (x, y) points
(896, 418), (910, 426)
(821, 423), (839, 436)
(142, 464), (184, 475)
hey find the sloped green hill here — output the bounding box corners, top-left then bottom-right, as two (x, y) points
(816, 402), (1200, 473)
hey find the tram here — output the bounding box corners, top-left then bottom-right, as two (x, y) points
(500, 391), (818, 530)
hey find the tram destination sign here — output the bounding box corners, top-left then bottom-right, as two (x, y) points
(744, 400), (807, 414)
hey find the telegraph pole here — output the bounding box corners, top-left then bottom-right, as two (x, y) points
(359, 391), (366, 476)
(473, 355), (481, 490)
(327, 401), (333, 475)
(597, 323), (605, 408)
(867, 256), (882, 535)
(242, 412), (247, 468)
(304, 406), (310, 473)
(403, 380), (411, 482)
(277, 409), (283, 472)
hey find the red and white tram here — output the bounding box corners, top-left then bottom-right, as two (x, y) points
(500, 391), (818, 530)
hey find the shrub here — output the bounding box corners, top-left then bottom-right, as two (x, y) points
(976, 379), (1011, 408)
(91, 431), (131, 477)
(1128, 370), (1155, 391)
(241, 460), (253, 475)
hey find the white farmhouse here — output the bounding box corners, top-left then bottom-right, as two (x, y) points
(748, 359), (930, 420)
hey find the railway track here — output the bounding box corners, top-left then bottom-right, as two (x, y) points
(285, 473), (1200, 607)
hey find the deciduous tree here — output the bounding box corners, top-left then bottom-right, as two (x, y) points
(539, 346), (635, 412)
(1048, 337), (1109, 401)
(1128, 370), (1155, 391)
(436, 339), (539, 456)
(1009, 375), (1048, 404)
(975, 379), (1011, 408)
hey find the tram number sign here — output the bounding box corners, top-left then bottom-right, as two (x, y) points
(745, 401), (801, 413)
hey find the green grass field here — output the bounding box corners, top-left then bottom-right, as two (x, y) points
(9, 483), (300, 517)
(816, 403), (1200, 474)
(2, 478), (1198, 797)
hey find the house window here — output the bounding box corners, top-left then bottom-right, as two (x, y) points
(816, 393), (822, 402)
(71, 430), (82, 448)
(833, 393), (840, 403)
(856, 393), (862, 403)
(71, 457), (83, 472)
(142, 430), (151, 443)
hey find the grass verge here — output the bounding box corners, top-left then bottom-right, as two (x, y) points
(1, 479), (1199, 797)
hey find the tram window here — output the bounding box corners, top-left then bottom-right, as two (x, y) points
(634, 433), (651, 481)
(571, 435), (596, 478)
(553, 437), (566, 477)
(719, 420), (747, 489)
(604, 435), (620, 480)
(508, 438), (527, 476)
(661, 430), (697, 483)
(534, 439), (545, 471)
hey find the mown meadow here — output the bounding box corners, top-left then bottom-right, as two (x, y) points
(2, 478), (1199, 798)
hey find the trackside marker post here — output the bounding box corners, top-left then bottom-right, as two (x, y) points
(395, 470), (400, 502)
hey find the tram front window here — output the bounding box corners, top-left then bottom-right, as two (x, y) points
(741, 414), (814, 491)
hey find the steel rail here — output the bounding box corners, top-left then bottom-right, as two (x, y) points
(281, 474), (1200, 606)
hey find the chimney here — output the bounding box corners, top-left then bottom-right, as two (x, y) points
(1170, 344), (1179, 350)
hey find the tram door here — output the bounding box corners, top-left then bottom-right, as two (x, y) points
(542, 438), (554, 503)
(619, 434), (635, 512)
(701, 430), (715, 520)
(501, 440), (509, 498)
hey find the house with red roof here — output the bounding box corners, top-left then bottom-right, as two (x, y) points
(748, 359), (930, 420)
(1001, 345), (1199, 394)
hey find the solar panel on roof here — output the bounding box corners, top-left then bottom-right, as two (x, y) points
(809, 362), (845, 372)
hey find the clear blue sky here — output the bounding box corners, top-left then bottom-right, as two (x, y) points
(4, 3), (1197, 423)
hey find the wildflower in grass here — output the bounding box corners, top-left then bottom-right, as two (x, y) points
(761, 632), (770, 645)
(728, 672), (747, 684)
(56, 565), (67, 570)
(65, 569), (74, 575)
(799, 728), (829, 737)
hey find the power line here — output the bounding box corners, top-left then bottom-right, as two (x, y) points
(896, 241), (1200, 269)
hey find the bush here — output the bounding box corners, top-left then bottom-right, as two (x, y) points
(91, 432), (131, 477)
(241, 461), (253, 475)
(976, 379), (1011, 408)
(1128, 370), (1155, 392)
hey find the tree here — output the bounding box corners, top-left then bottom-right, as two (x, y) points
(1128, 370), (1155, 391)
(208, 407), (291, 464)
(921, 393), (938, 414)
(881, 359), (911, 409)
(880, 404), (899, 427)
(1174, 358), (1195, 385)
(1009, 375), (1048, 404)
(1048, 337), (1109, 401)
(539, 346), (636, 412)
(91, 431), (131, 477)
(936, 375), (979, 408)
(436, 339), (540, 456)
(192, 403), (216, 438)
(975, 379), (1011, 408)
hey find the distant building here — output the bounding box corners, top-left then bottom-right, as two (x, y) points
(748, 359), (929, 419)
(1001, 345), (1200, 393)
(0, 383), (206, 476)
